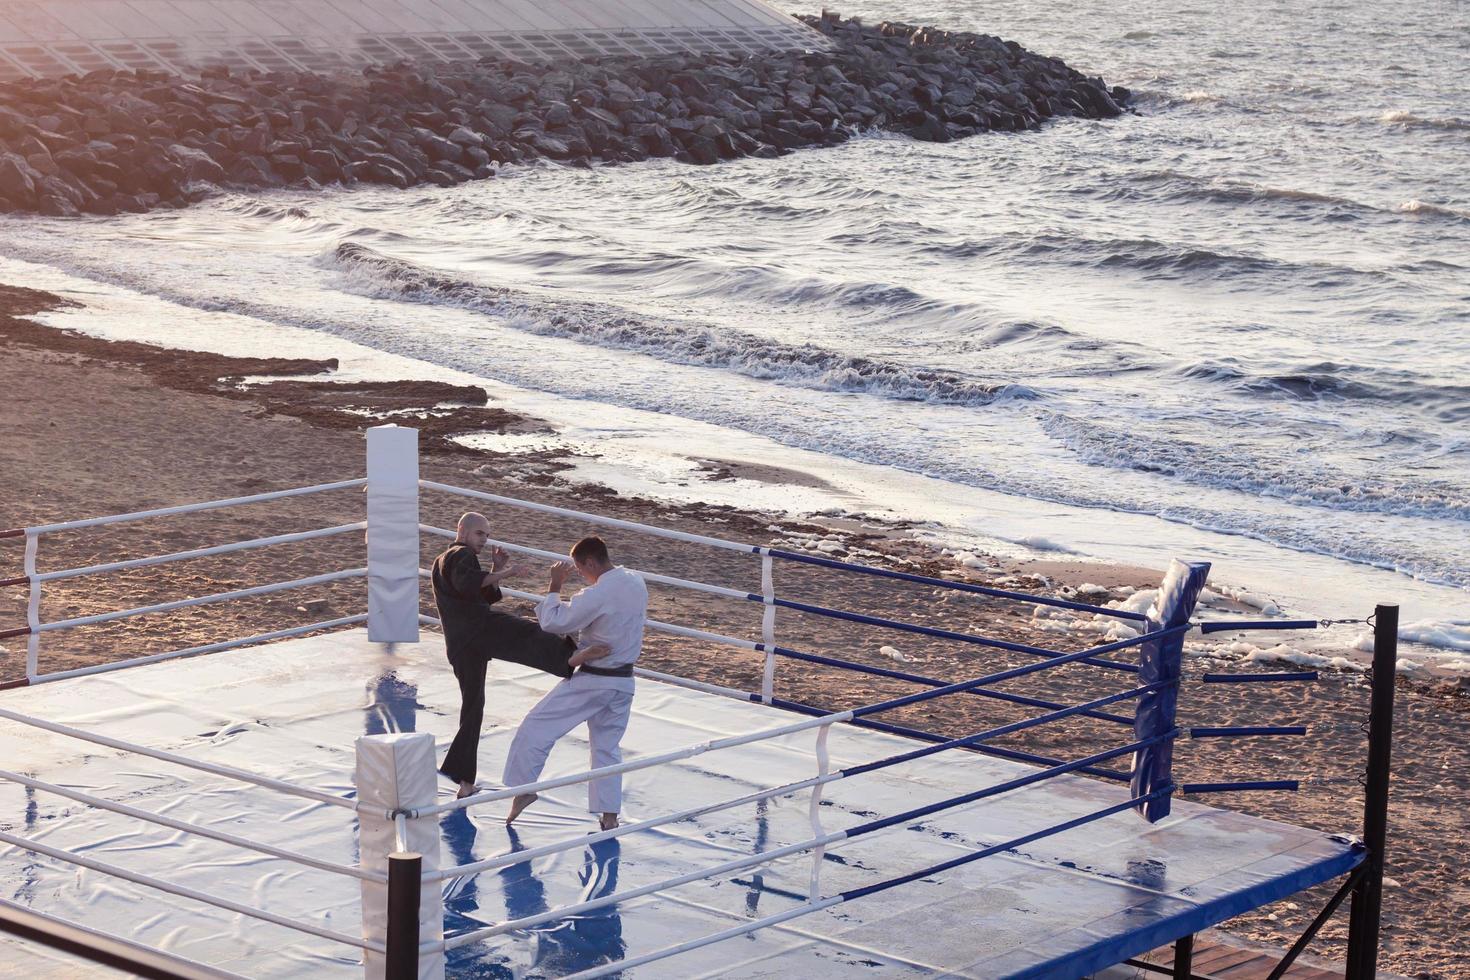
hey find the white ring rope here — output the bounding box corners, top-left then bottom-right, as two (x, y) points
(420, 480), (757, 554)
(0, 829), (381, 953)
(418, 573), (764, 654)
(559, 898), (844, 980)
(0, 706), (357, 811)
(413, 616), (845, 883)
(29, 614), (370, 685)
(647, 890), (943, 975)
(497, 583), (761, 649)
(35, 523), (367, 583)
(627, 666), (751, 701)
(21, 479), (367, 536)
(425, 770), (843, 882)
(414, 706), (854, 818)
(0, 768), (384, 883)
(35, 567), (367, 633)
(419, 524), (755, 602)
(436, 829), (847, 951)
(418, 614), (752, 702)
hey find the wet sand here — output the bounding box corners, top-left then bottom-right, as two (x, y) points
(1, 284), (1466, 978)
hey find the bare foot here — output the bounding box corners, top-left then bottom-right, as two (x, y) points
(506, 793), (538, 824)
(568, 643), (611, 669)
(599, 813), (619, 831)
(456, 781), (478, 800)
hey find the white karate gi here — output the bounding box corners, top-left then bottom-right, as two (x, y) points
(502, 566), (648, 814)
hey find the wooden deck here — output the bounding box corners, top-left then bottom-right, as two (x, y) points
(1133, 935), (1343, 980)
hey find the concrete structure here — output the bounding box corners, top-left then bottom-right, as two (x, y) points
(0, 0), (825, 79)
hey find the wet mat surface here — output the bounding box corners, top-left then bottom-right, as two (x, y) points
(0, 630), (1361, 977)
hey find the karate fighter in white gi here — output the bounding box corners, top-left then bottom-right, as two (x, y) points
(503, 535), (648, 831)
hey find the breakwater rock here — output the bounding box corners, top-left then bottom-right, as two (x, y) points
(0, 12), (1127, 217)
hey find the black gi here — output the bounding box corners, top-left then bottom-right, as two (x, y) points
(432, 543), (575, 785)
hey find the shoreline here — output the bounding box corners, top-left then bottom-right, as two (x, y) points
(2, 279), (1468, 977)
(6, 249), (1466, 675)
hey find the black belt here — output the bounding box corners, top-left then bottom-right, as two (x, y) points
(578, 663), (634, 678)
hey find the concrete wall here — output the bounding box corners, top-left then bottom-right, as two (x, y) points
(0, 0), (824, 78)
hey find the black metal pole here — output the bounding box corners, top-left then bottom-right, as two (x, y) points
(386, 851), (422, 980)
(1345, 603), (1397, 980)
(1172, 934), (1194, 980)
(1266, 863), (1367, 980)
(0, 896), (232, 979)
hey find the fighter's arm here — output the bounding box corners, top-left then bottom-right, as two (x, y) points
(535, 581), (605, 635)
(480, 547), (526, 589)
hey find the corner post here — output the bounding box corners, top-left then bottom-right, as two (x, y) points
(24, 531), (41, 681)
(366, 425), (420, 644)
(1346, 603), (1398, 979)
(356, 732), (443, 980)
(1131, 559), (1211, 822)
(386, 852), (422, 980)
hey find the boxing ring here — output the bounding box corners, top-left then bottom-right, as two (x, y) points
(0, 425), (1397, 979)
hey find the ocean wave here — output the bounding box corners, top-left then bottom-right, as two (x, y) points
(222, 201), (316, 220)
(1177, 359), (1470, 413)
(1399, 199), (1470, 222)
(325, 242), (1034, 406)
(1125, 170), (1385, 215)
(512, 240), (993, 329)
(933, 229), (1365, 285)
(1377, 110), (1470, 132)
(1039, 411), (1470, 522)
(1395, 620), (1470, 653)
(1178, 361), (1386, 401)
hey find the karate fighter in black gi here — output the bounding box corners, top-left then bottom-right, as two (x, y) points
(432, 512), (608, 798)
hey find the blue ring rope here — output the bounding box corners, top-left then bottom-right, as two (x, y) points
(764, 595), (1139, 673)
(766, 645), (1135, 726)
(765, 548), (1151, 623)
(1189, 726), (1307, 738)
(1198, 619), (1318, 634)
(838, 787), (1172, 903)
(843, 731), (1176, 839)
(848, 625), (1189, 720)
(1202, 671), (1318, 684)
(841, 682), (1166, 779)
(1181, 780), (1300, 794)
(760, 698), (1132, 783)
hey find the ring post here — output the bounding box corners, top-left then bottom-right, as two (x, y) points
(356, 733), (443, 980)
(24, 531), (41, 681)
(1131, 559), (1210, 823)
(1346, 603), (1398, 979)
(367, 425), (420, 645)
(387, 852), (422, 980)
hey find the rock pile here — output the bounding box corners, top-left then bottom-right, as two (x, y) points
(0, 12), (1128, 217)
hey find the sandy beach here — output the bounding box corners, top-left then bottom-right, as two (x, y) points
(2, 283), (1466, 978)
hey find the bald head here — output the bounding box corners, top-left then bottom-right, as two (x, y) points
(456, 512), (491, 553)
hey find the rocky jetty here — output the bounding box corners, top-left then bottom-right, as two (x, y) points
(0, 12), (1128, 217)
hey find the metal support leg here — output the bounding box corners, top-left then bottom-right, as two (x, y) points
(1172, 934), (1194, 980)
(1267, 864), (1368, 980)
(1346, 604), (1398, 979)
(386, 851), (422, 980)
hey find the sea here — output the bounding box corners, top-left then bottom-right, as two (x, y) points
(2, 0), (1467, 664)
